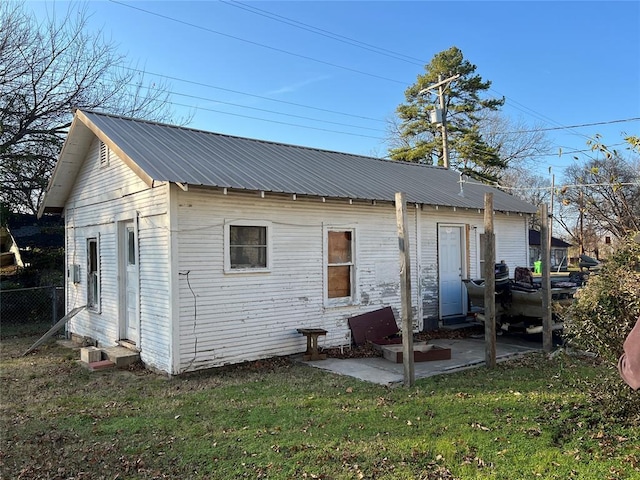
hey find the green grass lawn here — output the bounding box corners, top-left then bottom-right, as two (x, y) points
(1, 332), (639, 479)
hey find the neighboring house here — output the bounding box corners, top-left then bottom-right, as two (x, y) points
(39, 110), (537, 375)
(529, 229), (571, 271)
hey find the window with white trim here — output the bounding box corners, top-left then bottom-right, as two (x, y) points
(327, 229), (355, 302)
(224, 221), (271, 272)
(87, 237), (101, 311)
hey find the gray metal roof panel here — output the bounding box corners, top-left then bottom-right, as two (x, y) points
(81, 110), (537, 214)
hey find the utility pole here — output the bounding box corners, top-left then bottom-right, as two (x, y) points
(438, 75), (450, 169)
(418, 74), (460, 169)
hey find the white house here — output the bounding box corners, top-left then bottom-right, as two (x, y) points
(39, 110), (537, 375)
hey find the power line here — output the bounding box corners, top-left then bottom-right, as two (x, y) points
(134, 97), (384, 140)
(107, 0), (606, 155)
(123, 69), (638, 144)
(136, 83), (386, 133)
(497, 181), (640, 191)
(501, 117), (640, 134)
(116, 82), (636, 154)
(12, 66), (636, 160)
(221, 0), (585, 141)
(491, 87), (588, 136)
(514, 143), (626, 159)
(122, 67), (386, 123)
(224, 0), (576, 139)
(221, 0), (426, 65)
(133, 79), (639, 155)
(108, 0), (616, 159)
(96, 2), (640, 159)
(108, 0), (407, 85)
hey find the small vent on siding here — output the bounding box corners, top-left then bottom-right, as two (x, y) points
(99, 141), (109, 167)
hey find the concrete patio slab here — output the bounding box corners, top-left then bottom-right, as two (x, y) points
(295, 336), (541, 385)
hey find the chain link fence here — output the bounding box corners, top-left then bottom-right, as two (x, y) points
(1, 286), (65, 327)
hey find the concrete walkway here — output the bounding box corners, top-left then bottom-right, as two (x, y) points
(296, 336), (541, 386)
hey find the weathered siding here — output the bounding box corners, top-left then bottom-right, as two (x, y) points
(63, 138), (171, 372)
(172, 189), (530, 372)
(61, 133), (530, 375)
(137, 213), (172, 372)
(174, 189), (421, 372)
(418, 206), (530, 320)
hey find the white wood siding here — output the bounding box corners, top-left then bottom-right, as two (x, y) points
(494, 214), (531, 272)
(63, 138), (171, 372)
(418, 206), (530, 320)
(61, 136), (531, 375)
(137, 213), (171, 372)
(174, 190), (421, 372)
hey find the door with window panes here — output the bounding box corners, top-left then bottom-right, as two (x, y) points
(123, 222), (138, 343)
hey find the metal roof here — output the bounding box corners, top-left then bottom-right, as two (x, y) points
(41, 110), (538, 215)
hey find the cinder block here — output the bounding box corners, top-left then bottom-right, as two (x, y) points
(80, 346), (102, 363)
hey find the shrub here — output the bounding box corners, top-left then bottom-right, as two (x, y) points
(560, 231), (640, 420)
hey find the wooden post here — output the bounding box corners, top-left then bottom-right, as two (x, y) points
(540, 203), (553, 353)
(483, 193), (496, 368)
(395, 192), (415, 387)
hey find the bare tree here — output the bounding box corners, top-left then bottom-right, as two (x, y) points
(0, 2), (178, 214)
(478, 111), (551, 183)
(500, 167), (551, 228)
(555, 136), (640, 250)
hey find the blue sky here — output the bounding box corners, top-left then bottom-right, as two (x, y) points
(28, 1), (640, 181)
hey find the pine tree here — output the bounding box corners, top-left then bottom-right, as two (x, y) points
(389, 46), (505, 182)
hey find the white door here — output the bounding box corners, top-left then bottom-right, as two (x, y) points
(438, 225), (465, 318)
(123, 222), (139, 343)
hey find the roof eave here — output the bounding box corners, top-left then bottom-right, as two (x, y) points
(38, 114), (93, 218)
(38, 110), (156, 218)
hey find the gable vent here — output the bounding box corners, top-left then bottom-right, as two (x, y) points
(99, 141), (109, 167)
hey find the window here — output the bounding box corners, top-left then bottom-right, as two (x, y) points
(127, 227), (136, 265)
(551, 248), (567, 269)
(224, 221), (271, 272)
(327, 230), (355, 301)
(87, 237), (100, 311)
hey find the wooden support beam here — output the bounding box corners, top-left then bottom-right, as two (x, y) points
(395, 192), (415, 387)
(540, 203), (553, 353)
(483, 193), (496, 368)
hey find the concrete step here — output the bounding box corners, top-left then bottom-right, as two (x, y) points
(101, 346), (140, 368)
